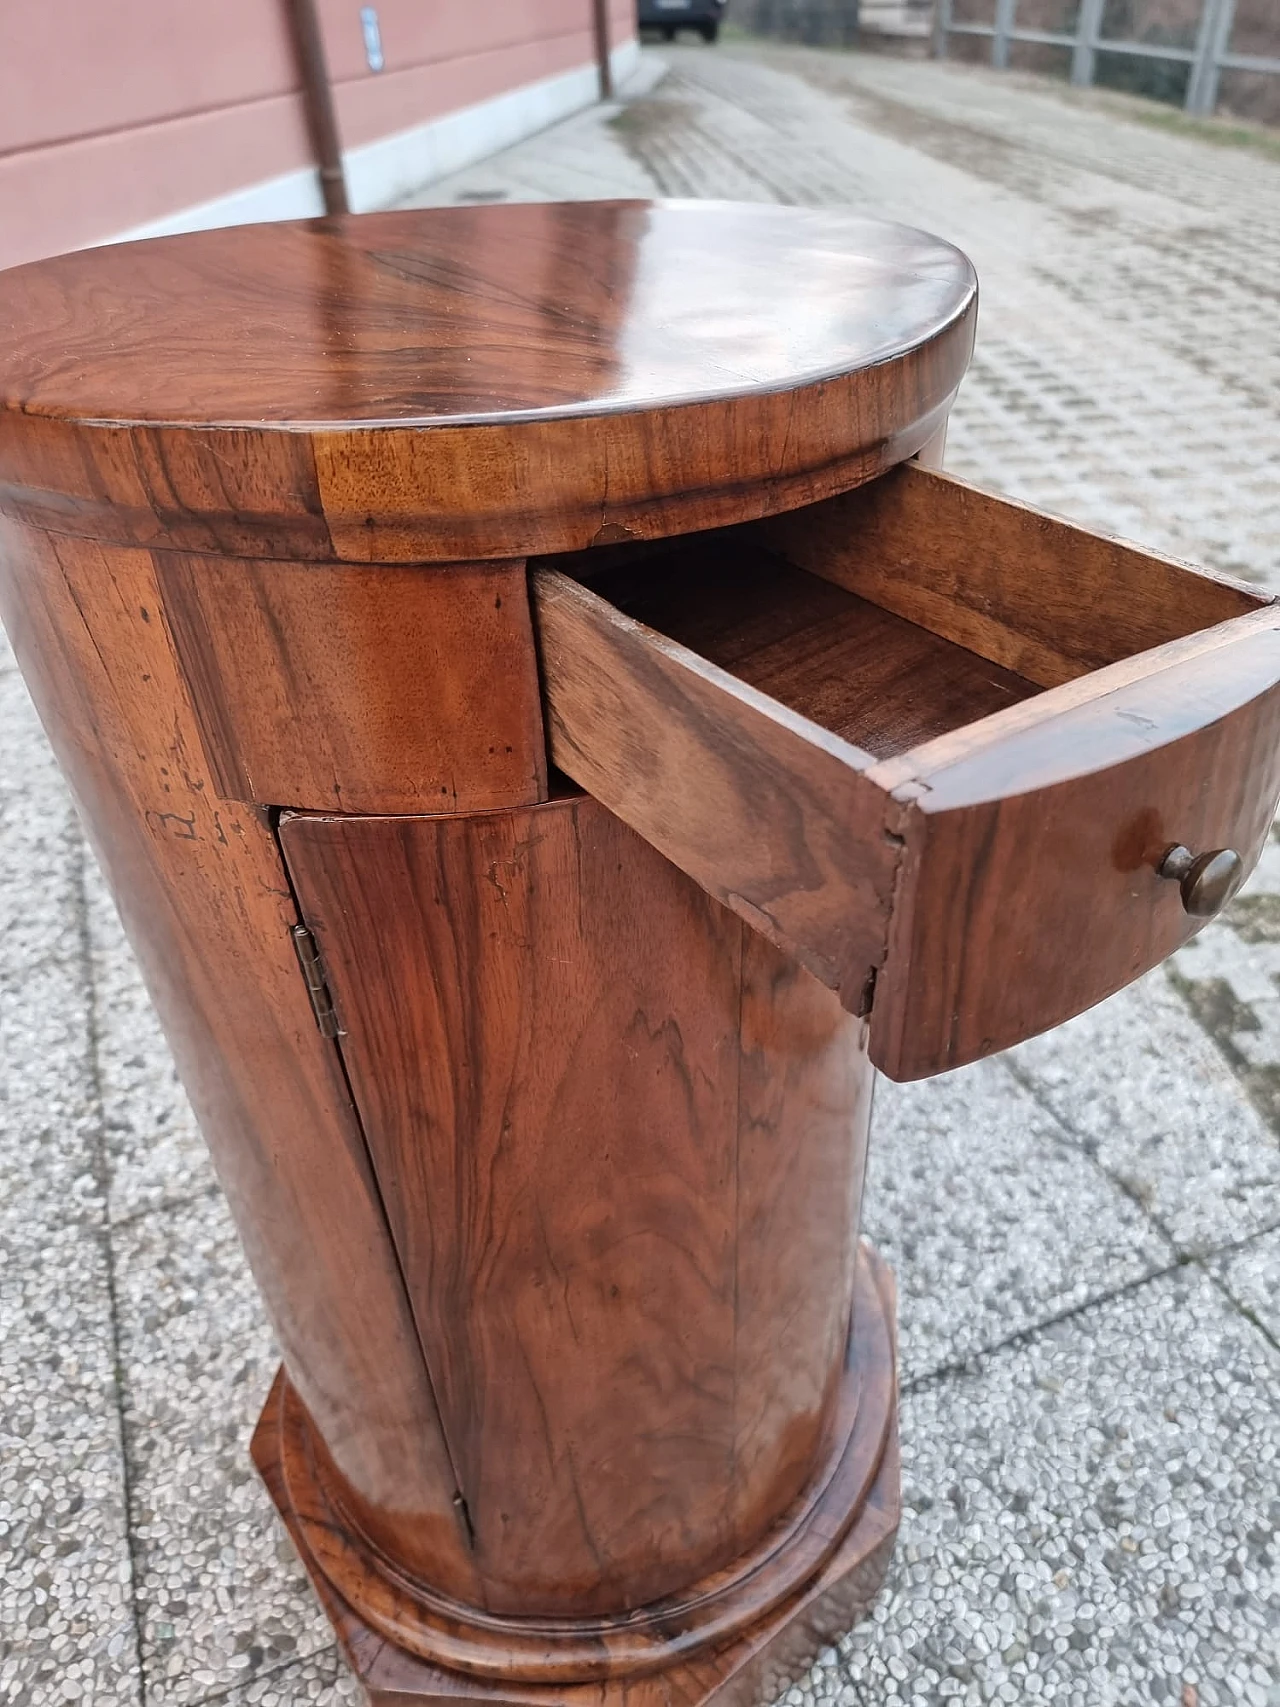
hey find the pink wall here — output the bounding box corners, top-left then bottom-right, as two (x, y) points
(0, 0), (636, 271)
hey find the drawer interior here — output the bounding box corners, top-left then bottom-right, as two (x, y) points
(579, 538), (1039, 762)
(559, 463), (1265, 765)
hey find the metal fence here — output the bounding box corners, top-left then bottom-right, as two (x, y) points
(740, 0), (863, 47)
(935, 0), (1280, 115)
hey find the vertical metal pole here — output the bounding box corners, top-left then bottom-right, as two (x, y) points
(1071, 0), (1105, 87)
(592, 0), (614, 100)
(1187, 0), (1221, 113)
(283, 0), (349, 215)
(934, 0), (954, 59)
(1202, 0), (1238, 113)
(1186, 0), (1235, 115)
(993, 0), (1016, 69)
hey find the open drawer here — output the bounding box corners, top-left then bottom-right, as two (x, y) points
(530, 465), (1280, 1080)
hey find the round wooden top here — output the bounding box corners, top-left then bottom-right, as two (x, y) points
(0, 201), (976, 560)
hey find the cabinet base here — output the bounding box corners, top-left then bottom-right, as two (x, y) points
(255, 1413), (897, 1707)
(251, 1248), (901, 1707)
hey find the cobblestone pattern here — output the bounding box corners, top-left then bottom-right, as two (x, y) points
(3, 40), (1278, 1707)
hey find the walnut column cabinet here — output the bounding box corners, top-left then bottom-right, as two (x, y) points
(1, 203), (1277, 1707)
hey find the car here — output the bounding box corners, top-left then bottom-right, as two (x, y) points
(637, 0), (727, 43)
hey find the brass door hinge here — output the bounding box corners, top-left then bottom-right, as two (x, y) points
(291, 924), (343, 1038)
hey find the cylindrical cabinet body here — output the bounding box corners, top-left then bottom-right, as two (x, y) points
(0, 500), (891, 1671)
(5, 188), (1279, 1707)
(278, 796), (874, 1618)
(0, 504), (889, 1678)
(0, 201), (989, 1704)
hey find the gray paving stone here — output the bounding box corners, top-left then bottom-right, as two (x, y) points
(773, 1645), (861, 1707)
(0, 1214), (138, 1707)
(0, 671), (140, 1707)
(841, 1266), (1280, 1707)
(84, 857), (214, 1225)
(1010, 969), (1280, 1256)
(864, 1059), (1171, 1383)
(112, 1191), (331, 1706)
(208, 1647), (363, 1705)
(1208, 1227), (1280, 1349)
(0, 670), (98, 1226)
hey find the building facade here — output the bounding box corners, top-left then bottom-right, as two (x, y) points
(0, 0), (638, 271)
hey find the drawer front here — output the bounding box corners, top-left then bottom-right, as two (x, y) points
(871, 615), (1280, 1079)
(534, 515), (1280, 1083)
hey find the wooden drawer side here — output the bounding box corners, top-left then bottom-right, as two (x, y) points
(531, 567), (903, 1010)
(760, 464), (1265, 689)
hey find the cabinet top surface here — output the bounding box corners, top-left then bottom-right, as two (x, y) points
(0, 201), (974, 431)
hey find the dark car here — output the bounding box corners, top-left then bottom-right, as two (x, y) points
(638, 0), (727, 42)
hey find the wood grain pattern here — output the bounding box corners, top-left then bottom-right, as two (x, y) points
(156, 552), (545, 813)
(732, 932), (873, 1524)
(871, 609), (1280, 1078)
(536, 530), (1280, 1080)
(583, 538), (1039, 758)
(0, 515), (476, 1596)
(252, 1244), (898, 1694)
(0, 415), (337, 560)
(279, 794), (874, 1626)
(0, 203), (975, 561)
(531, 569), (903, 1012)
(762, 462), (1265, 688)
(12, 194), (1272, 1697)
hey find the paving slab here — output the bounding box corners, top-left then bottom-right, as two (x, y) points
(781, 1648), (860, 1707)
(0, 670), (99, 1226)
(1208, 1226), (1280, 1349)
(1010, 967), (1280, 1255)
(865, 1059), (1171, 1383)
(0, 1212), (138, 1707)
(0, 670), (140, 1707)
(841, 1266), (1280, 1707)
(86, 857), (214, 1226)
(210, 1648), (364, 1706)
(113, 1191), (332, 1706)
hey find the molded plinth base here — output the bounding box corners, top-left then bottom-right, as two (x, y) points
(252, 1248), (901, 1707)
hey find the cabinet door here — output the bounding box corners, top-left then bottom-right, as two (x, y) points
(279, 794), (870, 1617)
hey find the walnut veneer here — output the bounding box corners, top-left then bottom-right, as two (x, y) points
(1, 201), (1276, 1706)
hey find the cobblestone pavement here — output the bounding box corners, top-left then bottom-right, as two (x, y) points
(3, 39), (1279, 1707)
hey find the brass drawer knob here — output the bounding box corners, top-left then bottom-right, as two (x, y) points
(1158, 845), (1244, 918)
